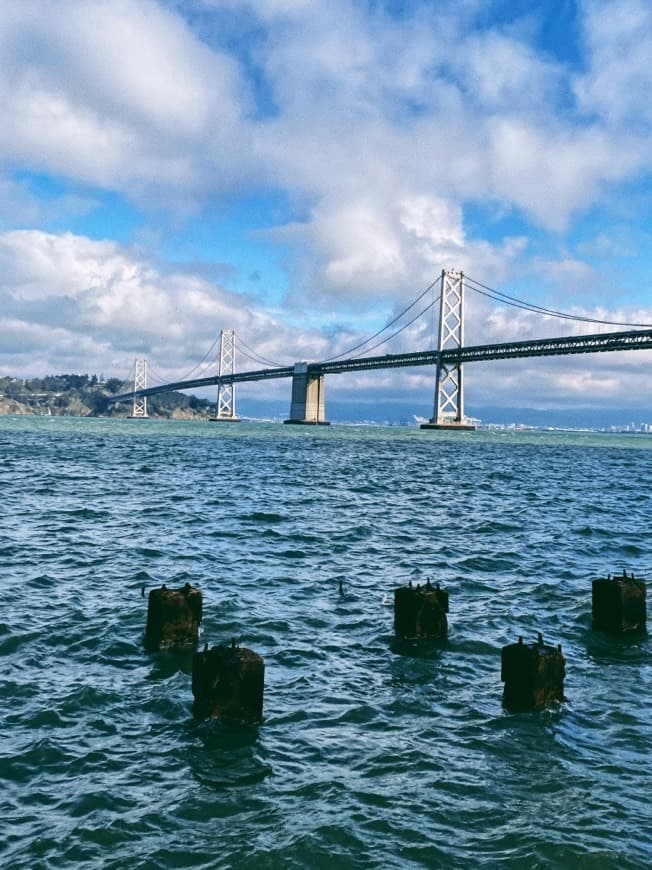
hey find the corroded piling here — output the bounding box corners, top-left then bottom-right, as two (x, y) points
(394, 579), (448, 640)
(501, 634), (565, 711)
(192, 640), (265, 723)
(144, 583), (203, 651)
(592, 571), (647, 633)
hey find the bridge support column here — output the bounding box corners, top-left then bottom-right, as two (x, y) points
(284, 363), (330, 425)
(210, 329), (240, 422)
(421, 269), (475, 431)
(129, 358), (148, 419)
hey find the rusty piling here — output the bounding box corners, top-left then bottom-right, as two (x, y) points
(192, 640), (264, 723)
(394, 579), (448, 640)
(592, 571), (646, 633)
(501, 634), (565, 711)
(144, 582), (203, 651)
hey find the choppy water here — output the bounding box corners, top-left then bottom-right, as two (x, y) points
(1, 416), (651, 869)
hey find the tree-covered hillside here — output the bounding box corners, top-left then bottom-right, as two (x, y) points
(0, 374), (216, 419)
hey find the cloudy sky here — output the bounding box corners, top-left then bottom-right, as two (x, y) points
(2, 0), (652, 422)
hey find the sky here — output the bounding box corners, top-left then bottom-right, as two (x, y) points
(2, 0), (652, 424)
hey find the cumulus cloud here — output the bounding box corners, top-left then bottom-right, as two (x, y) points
(0, 229), (323, 379)
(3, 0), (649, 276)
(0, 0), (252, 202)
(574, 0), (652, 126)
(227, 0), (652, 294)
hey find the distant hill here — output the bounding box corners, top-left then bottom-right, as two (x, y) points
(0, 374), (216, 419)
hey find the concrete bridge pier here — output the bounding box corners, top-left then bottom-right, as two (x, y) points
(284, 363), (330, 425)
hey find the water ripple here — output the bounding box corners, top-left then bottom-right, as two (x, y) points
(1, 419), (652, 867)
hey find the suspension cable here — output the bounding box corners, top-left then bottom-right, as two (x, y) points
(237, 335), (284, 368)
(465, 275), (652, 329)
(236, 345), (264, 366)
(353, 296), (439, 357)
(125, 361), (136, 381)
(323, 277), (439, 362)
(119, 276), (440, 385)
(237, 346), (280, 368)
(171, 334), (221, 383)
(146, 363), (170, 386)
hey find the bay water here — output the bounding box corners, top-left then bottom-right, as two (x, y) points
(1, 416), (651, 868)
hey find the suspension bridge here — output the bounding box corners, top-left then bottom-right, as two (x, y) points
(110, 270), (652, 428)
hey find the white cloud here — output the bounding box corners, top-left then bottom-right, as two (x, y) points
(575, 0), (652, 126)
(0, 229), (312, 377)
(0, 0), (251, 199)
(231, 0), (652, 290)
(455, 29), (563, 112)
(3, 0), (649, 275)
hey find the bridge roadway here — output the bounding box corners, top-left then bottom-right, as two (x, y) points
(110, 326), (652, 403)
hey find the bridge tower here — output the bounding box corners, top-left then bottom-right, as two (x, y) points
(210, 329), (240, 422)
(421, 269), (475, 430)
(130, 358), (148, 418)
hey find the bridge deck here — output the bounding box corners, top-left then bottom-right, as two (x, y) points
(109, 327), (652, 403)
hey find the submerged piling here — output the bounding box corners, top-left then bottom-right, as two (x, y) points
(394, 579), (448, 640)
(192, 640), (265, 723)
(592, 571), (647, 633)
(501, 634), (565, 711)
(144, 583), (203, 651)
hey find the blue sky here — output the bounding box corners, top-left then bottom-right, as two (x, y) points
(2, 0), (652, 421)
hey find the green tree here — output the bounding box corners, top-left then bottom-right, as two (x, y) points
(104, 378), (124, 394)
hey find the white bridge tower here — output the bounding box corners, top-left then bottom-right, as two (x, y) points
(210, 329), (240, 422)
(130, 357), (148, 418)
(421, 269), (475, 430)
